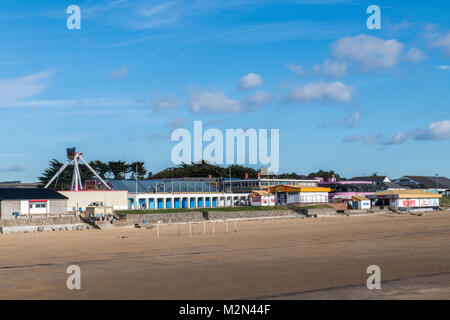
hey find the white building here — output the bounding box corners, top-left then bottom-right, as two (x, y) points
(367, 189), (442, 212)
(267, 185), (330, 205)
(59, 190), (128, 212)
(128, 192), (249, 210)
(350, 196), (371, 210)
(248, 190), (275, 207)
(0, 188), (68, 220)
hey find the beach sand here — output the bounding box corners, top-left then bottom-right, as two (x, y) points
(0, 211), (449, 299)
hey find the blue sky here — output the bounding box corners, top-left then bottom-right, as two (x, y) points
(1, 0), (450, 182)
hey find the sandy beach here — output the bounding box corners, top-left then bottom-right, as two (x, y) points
(0, 211), (449, 300)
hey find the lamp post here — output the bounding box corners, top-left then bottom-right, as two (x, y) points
(435, 174), (439, 194)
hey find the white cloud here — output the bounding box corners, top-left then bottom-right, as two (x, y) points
(362, 133), (408, 145)
(0, 70), (52, 105)
(153, 94), (180, 110)
(0, 165), (25, 172)
(238, 73), (263, 91)
(350, 120), (450, 146)
(332, 35), (405, 70)
(135, 2), (176, 17)
(110, 0), (128, 6)
(131, 2), (180, 29)
(244, 90), (272, 109)
(414, 120), (450, 141)
(342, 135), (363, 143)
(287, 81), (355, 103)
(342, 111), (361, 128)
(319, 111), (361, 129)
(109, 67), (129, 79)
(8, 98), (142, 108)
(429, 31), (450, 57)
(285, 63), (306, 76)
(437, 65), (450, 70)
(132, 16), (180, 29)
(405, 47), (425, 63)
(388, 132), (409, 145)
(314, 59), (348, 77)
(188, 90), (242, 113)
(166, 117), (186, 129)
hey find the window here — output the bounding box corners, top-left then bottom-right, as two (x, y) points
(30, 202), (46, 209)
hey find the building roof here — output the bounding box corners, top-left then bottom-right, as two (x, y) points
(352, 195), (369, 201)
(250, 190), (271, 197)
(0, 188), (68, 201)
(403, 176), (450, 189)
(0, 181), (40, 188)
(349, 176), (404, 190)
(107, 179), (218, 193)
(368, 189), (442, 199)
(383, 182), (403, 189)
(350, 176), (388, 183)
(224, 178), (317, 183)
(268, 185), (331, 193)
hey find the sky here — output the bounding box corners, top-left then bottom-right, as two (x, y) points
(1, 0), (450, 182)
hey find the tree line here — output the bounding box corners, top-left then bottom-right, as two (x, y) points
(39, 160), (148, 189)
(38, 159), (341, 188)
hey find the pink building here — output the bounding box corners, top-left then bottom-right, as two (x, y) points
(315, 177), (377, 201)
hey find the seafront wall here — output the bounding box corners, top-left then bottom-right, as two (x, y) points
(125, 210), (298, 224)
(0, 216), (92, 234)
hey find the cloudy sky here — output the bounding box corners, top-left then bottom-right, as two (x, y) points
(1, 0), (450, 182)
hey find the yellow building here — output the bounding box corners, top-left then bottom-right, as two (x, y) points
(267, 185), (331, 205)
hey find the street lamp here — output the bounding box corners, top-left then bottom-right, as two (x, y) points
(435, 174), (439, 194)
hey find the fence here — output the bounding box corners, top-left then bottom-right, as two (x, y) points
(153, 219), (238, 238)
(146, 214), (300, 238)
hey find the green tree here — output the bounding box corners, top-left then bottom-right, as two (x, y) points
(151, 161), (259, 179)
(38, 159), (94, 189)
(108, 161), (129, 179)
(89, 160), (110, 179)
(276, 172), (308, 179)
(307, 170), (341, 179)
(129, 161), (147, 179)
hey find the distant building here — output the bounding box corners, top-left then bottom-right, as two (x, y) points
(0, 181), (40, 188)
(395, 176), (450, 196)
(223, 177), (318, 194)
(106, 179), (219, 193)
(0, 188), (68, 220)
(267, 185), (330, 205)
(349, 176), (403, 192)
(105, 179), (248, 209)
(316, 177), (377, 201)
(367, 189), (442, 212)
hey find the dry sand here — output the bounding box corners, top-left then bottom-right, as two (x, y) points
(0, 211), (449, 300)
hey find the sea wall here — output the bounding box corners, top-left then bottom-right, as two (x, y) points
(125, 210), (298, 224)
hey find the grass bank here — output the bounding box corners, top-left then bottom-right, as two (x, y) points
(296, 204), (332, 210)
(440, 196), (450, 207)
(116, 206), (289, 215)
